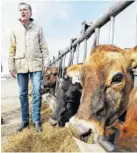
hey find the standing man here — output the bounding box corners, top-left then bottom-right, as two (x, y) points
(8, 2), (49, 132)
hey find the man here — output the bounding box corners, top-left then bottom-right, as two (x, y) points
(8, 2), (49, 132)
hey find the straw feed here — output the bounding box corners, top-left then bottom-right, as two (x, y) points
(2, 102), (80, 152)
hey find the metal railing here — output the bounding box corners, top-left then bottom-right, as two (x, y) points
(49, 1), (135, 69)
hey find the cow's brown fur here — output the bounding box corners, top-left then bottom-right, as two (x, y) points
(76, 45), (132, 120)
(91, 45), (123, 54)
(66, 63), (83, 78)
(69, 45), (137, 145)
(117, 88), (137, 151)
(125, 46), (137, 69)
(43, 67), (59, 87)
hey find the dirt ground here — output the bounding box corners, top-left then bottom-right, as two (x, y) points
(1, 80), (21, 145)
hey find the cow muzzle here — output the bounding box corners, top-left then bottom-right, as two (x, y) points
(68, 116), (115, 152)
(68, 116), (103, 142)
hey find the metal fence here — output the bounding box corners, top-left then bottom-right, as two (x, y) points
(49, 1), (136, 73)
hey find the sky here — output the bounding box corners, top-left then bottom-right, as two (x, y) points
(1, 0), (137, 74)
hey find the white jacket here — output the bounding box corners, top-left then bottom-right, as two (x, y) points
(8, 19), (49, 73)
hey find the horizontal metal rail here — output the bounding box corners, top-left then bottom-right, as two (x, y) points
(49, 1), (135, 66)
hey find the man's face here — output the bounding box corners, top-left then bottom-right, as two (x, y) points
(19, 4), (31, 22)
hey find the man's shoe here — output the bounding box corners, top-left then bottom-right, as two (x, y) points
(17, 122), (29, 131)
(34, 123), (42, 132)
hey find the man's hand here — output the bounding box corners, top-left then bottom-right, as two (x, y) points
(10, 70), (16, 78)
(44, 66), (50, 73)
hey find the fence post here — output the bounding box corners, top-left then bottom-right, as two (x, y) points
(76, 43), (80, 64)
(90, 33), (98, 54)
(57, 50), (61, 68)
(62, 54), (66, 78)
(95, 28), (100, 45)
(82, 21), (92, 61)
(68, 38), (77, 66)
(109, 16), (115, 44)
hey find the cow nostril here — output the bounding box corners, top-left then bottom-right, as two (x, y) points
(68, 122), (94, 143)
(58, 121), (65, 127)
(80, 129), (93, 142)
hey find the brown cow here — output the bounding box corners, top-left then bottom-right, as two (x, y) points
(43, 67), (59, 96)
(116, 86), (137, 151)
(68, 45), (137, 151)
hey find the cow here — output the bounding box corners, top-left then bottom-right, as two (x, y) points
(43, 67), (59, 96)
(68, 45), (137, 151)
(49, 64), (83, 127)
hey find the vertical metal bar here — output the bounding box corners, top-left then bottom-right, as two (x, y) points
(76, 43), (80, 64)
(62, 54), (66, 78)
(68, 52), (71, 67)
(90, 34), (97, 54)
(81, 21), (86, 35)
(95, 28), (100, 45)
(83, 39), (87, 61)
(81, 21), (87, 62)
(68, 50), (73, 66)
(67, 39), (75, 66)
(57, 58), (60, 68)
(62, 54), (66, 68)
(109, 16), (115, 44)
(71, 47), (75, 65)
(59, 56), (63, 78)
(58, 51), (61, 68)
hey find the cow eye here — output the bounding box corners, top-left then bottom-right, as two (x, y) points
(111, 73), (123, 84)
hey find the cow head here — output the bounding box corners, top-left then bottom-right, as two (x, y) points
(43, 67), (59, 96)
(43, 67), (59, 87)
(49, 64), (83, 127)
(68, 45), (137, 149)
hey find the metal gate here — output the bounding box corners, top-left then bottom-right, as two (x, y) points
(49, 1), (136, 74)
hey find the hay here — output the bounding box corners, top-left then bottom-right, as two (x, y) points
(2, 102), (80, 152)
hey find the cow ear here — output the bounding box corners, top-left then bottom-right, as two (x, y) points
(125, 46), (137, 70)
(52, 67), (58, 75)
(66, 64), (83, 77)
(80, 65), (91, 87)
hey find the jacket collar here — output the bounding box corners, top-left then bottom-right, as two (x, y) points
(19, 18), (34, 28)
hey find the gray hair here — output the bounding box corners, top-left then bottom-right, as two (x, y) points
(19, 2), (32, 12)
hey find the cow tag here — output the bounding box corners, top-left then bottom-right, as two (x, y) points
(72, 75), (80, 84)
